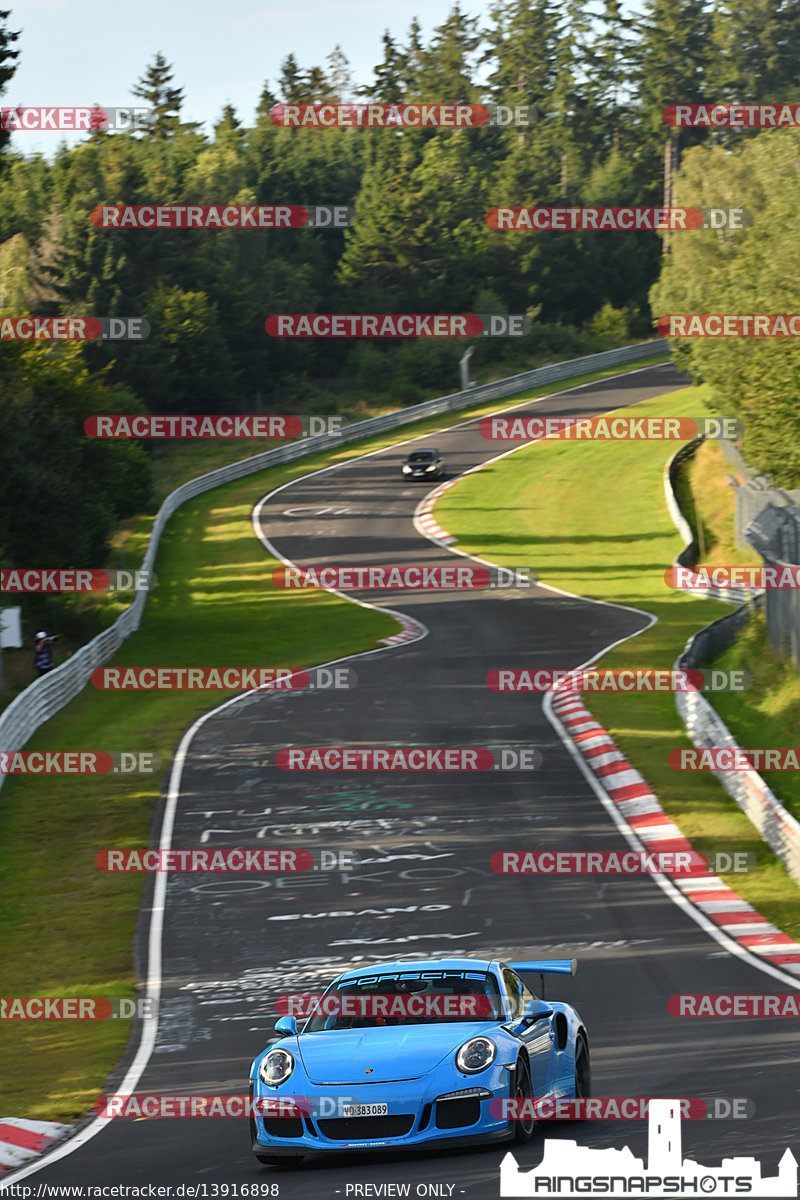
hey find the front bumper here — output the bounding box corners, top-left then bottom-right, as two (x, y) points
(251, 1071), (513, 1155)
(251, 1127), (511, 1158)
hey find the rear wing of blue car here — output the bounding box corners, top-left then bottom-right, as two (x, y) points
(509, 960), (577, 976)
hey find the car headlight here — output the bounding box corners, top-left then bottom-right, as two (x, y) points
(456, 1037), (497, 1074)
(259, 1047), (295, 1086)
(425, 464), (437, 471)
(402, 465), (412, 473)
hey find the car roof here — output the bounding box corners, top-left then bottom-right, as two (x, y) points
(407, 447), (438, 455)
(335, 957), (496, 982)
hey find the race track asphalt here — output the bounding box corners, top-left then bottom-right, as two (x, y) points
(18, 362), (800, 1196)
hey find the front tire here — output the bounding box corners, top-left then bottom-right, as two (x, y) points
(574, 1034), (591, 1102)
(512, 1056), (536, 1144)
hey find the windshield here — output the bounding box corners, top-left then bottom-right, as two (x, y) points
(407, 451), (436, 463)
(303, 970), (504, 1031)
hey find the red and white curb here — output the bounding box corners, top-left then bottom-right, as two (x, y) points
(0, 1120), (70, 1173)
(550, 686), (800, 979)
(415, 480), (459, 545)
(379, 618), (422, 646)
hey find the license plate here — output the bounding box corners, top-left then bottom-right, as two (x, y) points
(341, 1103), (388, 1117)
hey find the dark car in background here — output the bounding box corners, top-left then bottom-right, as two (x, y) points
(402, 448), (445, 480)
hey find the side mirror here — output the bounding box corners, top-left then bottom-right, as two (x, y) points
(512, 998), (553, 1032)
(274, 1015), (298, 1036)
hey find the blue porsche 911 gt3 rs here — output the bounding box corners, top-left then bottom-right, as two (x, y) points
(248, 956), (590, 1165)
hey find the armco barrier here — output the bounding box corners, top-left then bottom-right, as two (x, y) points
(674, 666), (800, 888)
(746, 505), (800, 667)
(666, 438), (800, 886)
(0, 338), (666, 795)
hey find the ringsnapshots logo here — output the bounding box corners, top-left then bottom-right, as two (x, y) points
(275, 746), (542, 771)
(487, 207), (750, 232)
(84, 414), (346, 438)
(270, 101), (535, 128)
(658, 314), (800, 337)
(265, 313), (529, 338)
(94, 848), (358, 872)
(479, 416), (742, 442)
(499, 1098), (796, 1197)
(90, 204), (353, 229)
(664, 103), (800, 128)
(0, 317), (149, 340)
(272, 564), (537, 590)
(0, 751), (160, 775)
(492, 849), (755, 876)
(487, 668), (749, 693)
(1, 568), (154, 592)
(0, 106), (154, 132)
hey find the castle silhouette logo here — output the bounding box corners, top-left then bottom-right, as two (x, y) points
(500, 1099), (797, 1197)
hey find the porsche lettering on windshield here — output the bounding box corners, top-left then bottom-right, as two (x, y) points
(304, 971), (504, 1030)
